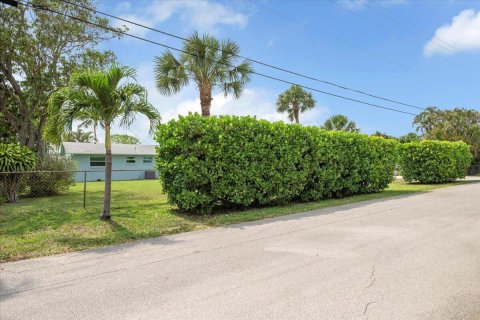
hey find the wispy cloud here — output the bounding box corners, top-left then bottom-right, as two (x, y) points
(424, 9), (480, 56)
(112, 0), (250, 36)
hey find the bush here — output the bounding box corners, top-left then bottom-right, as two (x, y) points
(0, 144), (37, 203)
(399, 140), (472, 183)
(155, 114), (399, 213)
(27, 154), (77, 197)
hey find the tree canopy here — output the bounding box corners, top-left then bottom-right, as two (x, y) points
(413, 107), (480, 164)
(111, 134), (140, 145)
(155, 32), (253, 116)
(0, 1), (123, 156)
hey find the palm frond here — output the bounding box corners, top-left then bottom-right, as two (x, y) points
(154, 52), (189, 96)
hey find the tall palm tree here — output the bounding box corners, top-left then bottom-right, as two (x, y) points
(276, 85), (316, 124)
(154, 32), (253, 116)
(44, 65), (161, 219)
(322, 114), (359, 133)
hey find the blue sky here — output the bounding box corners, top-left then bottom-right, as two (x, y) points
(95, 0), (480, 143)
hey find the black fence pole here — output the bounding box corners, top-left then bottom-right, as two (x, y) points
(83, 171), (87, 209)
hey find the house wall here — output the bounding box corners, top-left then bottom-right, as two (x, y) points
(71, 154), (157, 182)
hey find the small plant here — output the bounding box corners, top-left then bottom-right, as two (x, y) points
(0, 144), (36, 203)
(400, 140), (472, 183)
(27, 154), (77, 197)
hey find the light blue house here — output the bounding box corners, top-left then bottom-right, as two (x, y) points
(61, 142), (157, 182)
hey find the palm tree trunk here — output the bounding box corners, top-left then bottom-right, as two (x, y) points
(293, 105), (300, 124)
(93, 124), (98, 144)
(101, 123), (112, 220)
(199, 86), (212, 116)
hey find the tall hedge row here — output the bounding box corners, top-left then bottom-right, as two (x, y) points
(155, 114), (398, 213)
(399, 140), (471, 183)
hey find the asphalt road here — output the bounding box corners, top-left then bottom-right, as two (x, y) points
(1, 182), (480, 320)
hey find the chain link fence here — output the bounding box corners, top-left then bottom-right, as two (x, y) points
(0, 170), (163, 209)
(1, 166), (479, 210)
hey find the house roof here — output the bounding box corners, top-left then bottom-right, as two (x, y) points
(62, 142), (155, 155)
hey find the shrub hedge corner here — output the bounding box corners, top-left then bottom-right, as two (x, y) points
(399, 140), (471, 183)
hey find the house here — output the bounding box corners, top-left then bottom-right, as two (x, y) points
(61, 142), (157, 182)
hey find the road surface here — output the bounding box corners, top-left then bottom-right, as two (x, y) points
(1, 182), (479, 319)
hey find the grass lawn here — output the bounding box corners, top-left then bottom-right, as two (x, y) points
(0, 179), (474, 262)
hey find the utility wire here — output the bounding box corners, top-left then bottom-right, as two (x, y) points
(250, 0), (428, 79)
(368, 1), (480, 66)
(16, 0), (418, 116)
(57, 0), (424, 111)
(330, 0), (473, 71)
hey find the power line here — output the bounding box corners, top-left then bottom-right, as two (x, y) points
(250, 0), (428, 78)
(16, 0), (418, 116)
(330, 0), (474, 72)
(56, 0), (424, 111)
(368, 1), (480, 66)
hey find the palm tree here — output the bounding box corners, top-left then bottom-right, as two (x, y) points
(154, 32), (253, 116)
(44, 65), (161, 219)
(276, 85), (316, 124)
(79, 116), (101, 143)
(62, 126), (94, 143)
(322, 114), (359, 133)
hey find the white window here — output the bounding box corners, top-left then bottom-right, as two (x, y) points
(90, 156), (105, 167)
(143, 156), (153, 164)
(126, 156), (136, 164)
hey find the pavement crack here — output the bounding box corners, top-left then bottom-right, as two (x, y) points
(365, 264), (376, 290)
(362, 299), (377, 316)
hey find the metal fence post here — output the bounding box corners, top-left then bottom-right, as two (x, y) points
(83, 171), (87, 209)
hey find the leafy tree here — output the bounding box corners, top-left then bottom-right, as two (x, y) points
(0, 144), (36, 203)
(111, 134), (140, 145)
(276, 85), (316, 124)
(413, 107), (480, 164)
(62, 127), (94, 143)
(398, 132), (420, 144)
(0, 1), (122, 156)
(154, 32), (253, 116)
(44, 65), (161, 219)
(322, 114), (359, 133)
(0, 113), (16, 144)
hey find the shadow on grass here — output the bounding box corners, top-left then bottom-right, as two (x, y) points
(0, 188), (168, 236)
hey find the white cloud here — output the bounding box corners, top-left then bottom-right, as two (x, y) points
(424, 9), (480, 56)
(113, 0), (249, 36)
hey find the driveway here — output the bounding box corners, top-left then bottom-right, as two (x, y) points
(1, 182), (479, 320)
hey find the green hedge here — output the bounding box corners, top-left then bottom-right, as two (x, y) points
(155, 114), (399, 213)
(399, 140), (471, 183)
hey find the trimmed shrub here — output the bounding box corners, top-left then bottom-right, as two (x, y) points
(399, 140), (472, 183)
(155, 114), (398, 213)
(0, 144), (37, 203)
(27, 154), (77, 197)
